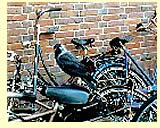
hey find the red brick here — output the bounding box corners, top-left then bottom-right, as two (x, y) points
(41, 47), (53, 53)
(41, 13), (49, 19)
(121, 26), (128, 31)
(29, 13), (36, 20)
(108, 20), (124, 27)
(7, 36), (20, 44)
(141, 42), (156, 47)
(129, 2), (143, 6)
(87, 48), (97, 54)
(145, 47), (157, 53)
(66, 45), (75, 50)
(104, 2), (120, 7)
(129, 12), (143, 18)
(125, 7), (141, 13)
(108, 33), (123, 39)
(60, 38), (73, 45)
(85, 16), (101, 22)
(80, 23), (98, 29)
(60, 11), (78, 18)
(56, 18), (75, 25)
(103, 15), (119, 21)
(99, 21), (108, 28)
(75, 30), (84, 37)
(7, 65), (16, 72)
(80, 10), (98, 16)
(29, 28), (34, 34)
(7, 43), (23, 50)
(131, 49), (145, 54)
(124, 19), (140, 25)
(21, 56), (29, 63)
(8, 29), (27, 36)
(29, 2), (48, 5)
(23, 6), (33, 13)
(108, 8), (124, 14)
(104, 27), (120, 34)
(86, 29), (102, 36)
(40, 40), (49, 47)
(126, 42), (140, 49)
(40, 34), (54, 40)
(99, 35), (109, 40)
(40, 27), (49, 32)
(7, 15), (27, 21)
(55, 4), (74, 11)
(7, 22), (22, 29)
(7, 61), (15, 66)
(84, 3), (103, 9)
(56, 31), (74, 38)
(145, 11), (155, 17)
(55, 33), (65, 38)
(132, 36), (144, 42)
(39, 20), (53, 26)
(60, 24), (79, 31)
(145, 36), (156, 41)
(8, 2), (26, 6)
(142, 61), (155, 71)
(144, 2), (157, 5)
(81, 36), (98, 40)
(121, 2), (128, 6)
(7, 7), (22, 14)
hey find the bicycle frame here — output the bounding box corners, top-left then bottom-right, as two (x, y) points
(7, 8), (62, 122)
(122, 45), (157, 88)
(33, 8), (61, 95)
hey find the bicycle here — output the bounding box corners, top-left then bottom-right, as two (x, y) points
(68, 11), (157, 121)
(131, 94), (157, 122)
(7, 7), (62, 122)
(7, 7), (125, 122)
(7, 6), (157, 122)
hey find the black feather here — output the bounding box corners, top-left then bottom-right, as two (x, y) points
(54, 44), (95, 83)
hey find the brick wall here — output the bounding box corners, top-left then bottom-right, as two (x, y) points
(7, 2), (157, 83)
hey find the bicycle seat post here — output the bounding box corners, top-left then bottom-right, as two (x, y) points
(33, 8), (62, 95)
(33, 19), (41, 96)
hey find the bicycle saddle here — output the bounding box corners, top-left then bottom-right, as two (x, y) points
(71, 38), (95, 50)
(42, 85), (90, 104)
(109, 35), (133, 49)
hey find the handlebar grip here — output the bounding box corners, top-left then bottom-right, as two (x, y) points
(47, 8), (62, 12)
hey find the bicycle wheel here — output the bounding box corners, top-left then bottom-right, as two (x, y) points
(131, 95), (157, 122)
(92, 63), (150, 89)
(94, 85), (148, 122)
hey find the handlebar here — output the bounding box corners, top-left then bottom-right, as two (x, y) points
(36, 8), (62, 20)
(46, 7), (62, 12)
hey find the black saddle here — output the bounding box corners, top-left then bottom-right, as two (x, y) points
(71, 38), (95, 50)
(109, 35), (133, 49)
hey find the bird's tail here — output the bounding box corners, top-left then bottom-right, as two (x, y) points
(83, 74), (97, 90)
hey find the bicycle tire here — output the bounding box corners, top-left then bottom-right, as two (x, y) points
(91, 85), (148, 122)
(92, 63), (150, 89)
(131, 95), (157, 122)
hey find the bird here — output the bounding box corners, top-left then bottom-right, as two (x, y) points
(71, 38), (95, 50)
(54, 44), (96, 89)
